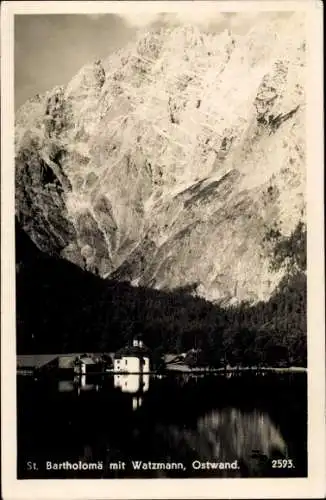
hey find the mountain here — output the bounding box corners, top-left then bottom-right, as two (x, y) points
(15, 13), (306, 304)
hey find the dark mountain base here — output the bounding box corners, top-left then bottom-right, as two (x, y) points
(16, 220), (306, 367)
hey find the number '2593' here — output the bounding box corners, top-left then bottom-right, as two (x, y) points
(272, 459), (295, 468)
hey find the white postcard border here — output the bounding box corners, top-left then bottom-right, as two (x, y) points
(1, 1), (325, 499)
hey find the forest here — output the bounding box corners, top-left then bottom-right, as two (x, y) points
(16, 219), (307, 367)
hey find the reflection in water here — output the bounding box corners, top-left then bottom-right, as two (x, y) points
(19, 373), (306, 479)
(77, 375), (96, 395)
(197, 409), (287, 461)
(114, 373), (150, 410)
(58, 380), (75, 392)
(156, 408), (287, 477)
(57, 373), (150, 403)
(58, 375), (96, 394)
(80, 374), (95, 391)
(132, 396), (142, 411)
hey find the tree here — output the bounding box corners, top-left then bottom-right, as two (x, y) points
(152, 346), (166, 371)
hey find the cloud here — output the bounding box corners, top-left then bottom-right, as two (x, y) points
(121, 12), (161, 28)
(120, 10), (284, 35)
(120, 10), (229, 35)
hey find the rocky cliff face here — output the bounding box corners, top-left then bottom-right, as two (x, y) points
(15, 13), (306, 304)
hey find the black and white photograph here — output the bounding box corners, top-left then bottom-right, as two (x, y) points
(1, 1), (325, 499)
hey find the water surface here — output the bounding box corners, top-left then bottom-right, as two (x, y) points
(17, 372), (307, 479)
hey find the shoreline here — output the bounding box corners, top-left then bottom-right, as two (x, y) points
(17, 366), (307, 376)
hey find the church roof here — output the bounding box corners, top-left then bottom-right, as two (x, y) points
(115, 344), (150, 359)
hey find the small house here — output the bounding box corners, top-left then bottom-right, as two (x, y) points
(114, 338), (151, 373)
(58, 354), (78, 373)
(75, 354), (99, 374)
(184, 348), (207, 368)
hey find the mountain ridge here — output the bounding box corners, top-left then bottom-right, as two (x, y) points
(15, 13), (306, 304)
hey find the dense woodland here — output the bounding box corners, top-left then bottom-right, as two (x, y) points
(16, 219), (307, 367)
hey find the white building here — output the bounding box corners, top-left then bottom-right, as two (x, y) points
(114, 339), (151, 373)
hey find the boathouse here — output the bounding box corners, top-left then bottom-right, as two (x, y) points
(114, 338), (151, 373)
(75, 354), (100, 374)
(58, 354), (78, 373)
(17, 354), (59, 375)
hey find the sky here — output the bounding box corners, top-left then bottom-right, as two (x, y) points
(14, 14), (137, 109)
(14, 11), (292, 110)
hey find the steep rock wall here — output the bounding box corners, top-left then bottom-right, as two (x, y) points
(15, 13), (306, 303)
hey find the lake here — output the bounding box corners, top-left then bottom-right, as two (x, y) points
(17, 372), (307, 479)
